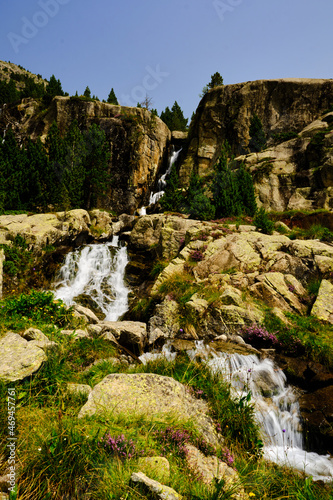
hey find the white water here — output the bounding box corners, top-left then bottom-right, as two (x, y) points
(53, 237), (129, 321)
(148, 147), (182, 206)
(203, 346), (333, 482)
(145, 341), (333, 482)
(139, 342), (177, 364)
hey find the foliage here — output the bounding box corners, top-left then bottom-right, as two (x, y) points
(211, 143), (242, 218)
(160, 101), (188, 131)
(241, 323), (279, 349)
(201, 72), (224, 97)
(159, 164), (183, 211)
(0, 121), (111, 212)
(83, 86), (91, 98)
(0, 290), (73, 328)
(248, 114), (267, 152)
(271, 131), (298, 144)
(99, 432), (142, 460)
(254, 207), (274, 234)
(184, 173), (215, 220)
(236, 164), (257, 217)
(107, 88), (118, 105)
(1, 234), (33, 277)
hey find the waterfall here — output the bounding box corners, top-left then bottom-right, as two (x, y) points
(202, 347), (333, 482)
(53, 237), (129, 321)
(138, 147), (182, 214)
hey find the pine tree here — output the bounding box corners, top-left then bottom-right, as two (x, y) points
(44, 74), (65, 104)
(83, 124), (111, 209)
(201, 72), (224, 97)
(185, 173), (215, 220)
(160, 102), (188, 131)
(248, 114), (267, 152)
(211, 143), (242, 218)
(45, 122), (66, 207)
(63, 120), (86, 208)
(83, 86), (91, 99)
(159, 164), (183, 212)
(236, 164), (257, 216)
(107, 88), (118, 104)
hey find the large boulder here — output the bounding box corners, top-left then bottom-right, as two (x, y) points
(78, 373), (219, 447)
(99, 321), (147, 353)
(311, 280), (333, 323)
(130, 472), (182, 500)
(0, 332), (47, 382)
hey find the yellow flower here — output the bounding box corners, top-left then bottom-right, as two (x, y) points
(249, 494), (256, 498)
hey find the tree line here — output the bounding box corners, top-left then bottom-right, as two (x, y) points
(0, 121), (110, 213)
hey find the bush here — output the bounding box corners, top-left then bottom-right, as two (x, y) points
(241, 323), (279, 349)
(254, 207), (274, 234)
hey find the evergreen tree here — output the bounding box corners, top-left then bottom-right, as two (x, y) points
(211, 143), (242, 218)
(83, 124), (111, 209)
(63, 120), (86, 208)
(45, 122), (66, 206)
(160, 102), (188, 131)
(107, 88), (118, 104)
(201, 72), (224, 97)
(159, 164), (183, 212)
(0, 129), (25, 209)
(236, 164), (257, 216)
(248, 114), (267, 152)
(83, 86), (91, 99)
(44, 74), (65, 104)
(185, 173), (215, 220)
(23, 138), (47, 209)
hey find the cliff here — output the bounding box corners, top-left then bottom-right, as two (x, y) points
(179, 78), (333, 185)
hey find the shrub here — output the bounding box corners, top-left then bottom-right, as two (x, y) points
(242, 323), (279, 349)
(254, 207), (274, 234)
(99, 433), (142, 460)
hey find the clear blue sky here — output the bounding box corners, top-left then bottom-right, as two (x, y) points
(1, 0), (332, 119)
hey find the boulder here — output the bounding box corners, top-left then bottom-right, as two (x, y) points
(78, 373), (219, 447)
(66, 383), (92, 397)
(73, 305), (99, 324)
(0, 332), (46, 382)
(137, 457), (170, 482)
(89, 209), (113, 239)
(149, 300), (181, 340)
(99, 321), (147, 352)
(130, 471), (182, 500)
(311, 279), (333, 323)
(60, 329), (90, 340)
(21, 328), (58, 350)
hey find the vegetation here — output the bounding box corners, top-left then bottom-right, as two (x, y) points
(107, 88), (118, 105)
(248, 114), (267, 152)
(160, 101), (188, 131)
(254, 207), (275, 234)
(200, 72), (224, 97)
(0, 121), (111, 212)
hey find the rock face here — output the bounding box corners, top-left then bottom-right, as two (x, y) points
(0, 97), (171, 213)
(0, 332), (47, 382)
(78, 372), (219, 447)
(180, 78), (333, 184)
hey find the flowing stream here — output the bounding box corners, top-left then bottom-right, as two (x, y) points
(53, 236), (129, 321)
(140, 342), (333, 482)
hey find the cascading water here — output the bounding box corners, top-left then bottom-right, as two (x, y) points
(139, 147), (182, 213)
(142, 341), (333, 482)
(53, 236), (129, 321)
(203, 347), (333, 482)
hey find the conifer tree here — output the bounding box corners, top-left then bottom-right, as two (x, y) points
(83, 124), (110, 209)
(160, 102), (188, 131)
(159, 164), (183, 212)
(201, 72), (224, 97)
(211, 142), (242, 218)
(236, 164), (257, 216)
(184, 173), (215, 220)
(107, 88), (118, 105)
(83, 86), (91, 99)
(248, 114), (267, 152)
(63, 120), (86, 208)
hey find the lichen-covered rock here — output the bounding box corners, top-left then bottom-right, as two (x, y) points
(0, 332), (47, 382)
(311, 280), (333, 323)
(137, 457), (170, 482)
(185, 444), (248, 499)
(66, 383), (92, 397)
(21, 328), (58, 350)
(130, 471), (182, 500)
(99, 321), (147, 352)
(78, 373), (219, 447)
(73, 304), (99, 324)
(149, 300), (181, 340)
(60, 329), (90, 340)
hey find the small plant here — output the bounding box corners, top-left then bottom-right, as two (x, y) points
(99, 433), (142, 460)
(190, 247), (206, 262)
(242, 323), (279, 349)
(254, 207), (274, 235)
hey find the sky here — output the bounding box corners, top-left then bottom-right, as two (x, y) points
(0, 0), (332, 119)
